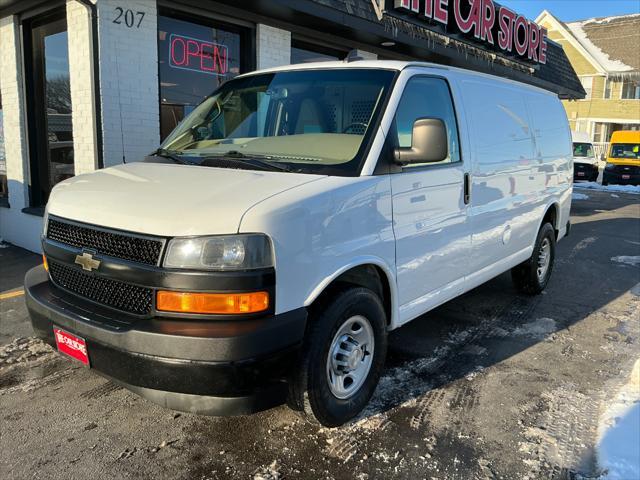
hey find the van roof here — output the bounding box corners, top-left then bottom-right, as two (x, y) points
(610, 131), (640, 144)
(237, 60), (556, 97)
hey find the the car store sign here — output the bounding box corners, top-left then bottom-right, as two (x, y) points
(391, 0), (549, 64)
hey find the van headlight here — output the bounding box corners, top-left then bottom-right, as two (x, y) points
(164, 234), (273, 270)
(605, 163), (615, 170)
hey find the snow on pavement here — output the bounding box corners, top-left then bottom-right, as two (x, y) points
(574, 182), (640, 194)
(597, 359), (640, 480)
(612, 256), (640, 267)
(572, 192), (589, 200)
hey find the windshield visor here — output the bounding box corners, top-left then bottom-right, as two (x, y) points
(160, 69), (396, 175)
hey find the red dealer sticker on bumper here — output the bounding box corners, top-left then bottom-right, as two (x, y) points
(53, 327), (89, 366)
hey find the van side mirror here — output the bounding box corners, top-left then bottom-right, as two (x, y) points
(394, 118), (448, 165)
(600, 153), (606, 162)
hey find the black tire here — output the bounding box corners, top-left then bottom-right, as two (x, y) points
(288, 287), (388, 427)
(602, 179), (609, 186)
(511, 223), (556, 295)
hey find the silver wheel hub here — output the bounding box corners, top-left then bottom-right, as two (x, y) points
(537, 238), (551, 281)
(326, 315), (375, 400)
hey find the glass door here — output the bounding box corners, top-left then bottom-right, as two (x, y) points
(25, 11), (74, 207)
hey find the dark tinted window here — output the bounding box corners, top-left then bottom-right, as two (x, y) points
(291, 39), (347, 64)
(24, 12), (74, 206)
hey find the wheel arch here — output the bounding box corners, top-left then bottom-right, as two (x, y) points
(304, 258), (398, 329)
(540, 201), (560, 239)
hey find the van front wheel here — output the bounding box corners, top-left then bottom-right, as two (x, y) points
(511, 223), (556, 295)
(289, 287), (388, 427)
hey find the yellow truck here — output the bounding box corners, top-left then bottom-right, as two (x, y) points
(603, 131), (640, 186)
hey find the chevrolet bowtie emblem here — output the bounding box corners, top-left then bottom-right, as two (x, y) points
(75, 252), (101, 272)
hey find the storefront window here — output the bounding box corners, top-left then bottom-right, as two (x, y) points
(291, 39), (347, 64)
(0, 90), (7, 201)
(24, 12), (73, 207)
(158, 14), (250, 140)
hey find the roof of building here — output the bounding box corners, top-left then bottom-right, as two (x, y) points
(565, 14), (640, 74)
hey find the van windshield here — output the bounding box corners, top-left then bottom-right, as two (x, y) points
(159, 69), (396, 176)
(573, 143), (594, 158)
(610, 143), (640, 160)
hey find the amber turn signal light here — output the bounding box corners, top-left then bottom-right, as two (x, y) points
(42, 254), (49, 272)
(156, 290), (269, 315)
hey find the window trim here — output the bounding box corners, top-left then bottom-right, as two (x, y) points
(387, 74), (464, 173)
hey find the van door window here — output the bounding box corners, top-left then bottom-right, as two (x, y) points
(394, 77), (460, 167)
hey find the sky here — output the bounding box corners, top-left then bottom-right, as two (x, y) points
(498, 0), (640, 22)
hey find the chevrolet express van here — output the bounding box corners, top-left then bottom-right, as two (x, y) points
(603, 130), (640, 186)
(572, 131), (599, 182)
(26, 61), (572, 426)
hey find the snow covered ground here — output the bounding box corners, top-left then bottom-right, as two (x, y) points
(572, 192), (590, 200)
(574, 182), (640, 195)
(597, 360), (640, 480)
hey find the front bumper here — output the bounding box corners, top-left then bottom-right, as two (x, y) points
(573, 162), (599, 182)
(25, 265), (307, 415)
(603, 165), (640, 186)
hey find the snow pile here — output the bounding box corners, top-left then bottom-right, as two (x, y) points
(574, 182), (640, 194)
(572, 192), (589, 200)
(612, 256), (640, 267)
(597, 360), (640, 480)
(582, 13), (640, 26)
(566, 21), (634, 73)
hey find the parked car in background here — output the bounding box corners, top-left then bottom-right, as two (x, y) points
(603, 131), (640, 186)
(25, 61), (573, 426)
(572, 131), (599, 182)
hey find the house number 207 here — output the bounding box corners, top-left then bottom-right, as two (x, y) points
(113, 7), (145, 28)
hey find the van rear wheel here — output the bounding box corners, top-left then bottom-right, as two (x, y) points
(511, 223), (556, 295)
(288, 287), (387, 427)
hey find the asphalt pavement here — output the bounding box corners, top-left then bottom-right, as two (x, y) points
(1, 189), (639, 480)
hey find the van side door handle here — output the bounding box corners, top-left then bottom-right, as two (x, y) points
(464, 173), (471, 205)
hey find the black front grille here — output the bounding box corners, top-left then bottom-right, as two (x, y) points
(47, 218), (163, 266)
(611, 164), (640, 175)
(49, 261), (153, 315)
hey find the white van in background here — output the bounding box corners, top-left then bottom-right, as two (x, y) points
(26, 61), (573, 426)
(572, 131), (599, 182)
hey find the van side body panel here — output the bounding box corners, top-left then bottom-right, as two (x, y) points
(453, 74), (572, 293)
(242, 66), (572, 332)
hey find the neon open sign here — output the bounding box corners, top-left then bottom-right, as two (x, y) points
(393, 0), (548, 64)
(169, 33), (228, 75)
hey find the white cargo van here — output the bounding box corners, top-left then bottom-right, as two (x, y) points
(572, 131), (599, 182)
(26, 61), (572, 426)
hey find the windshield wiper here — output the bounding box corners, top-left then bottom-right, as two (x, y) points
(200, 151), (295, 172)
(152, 148), (197, 165)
